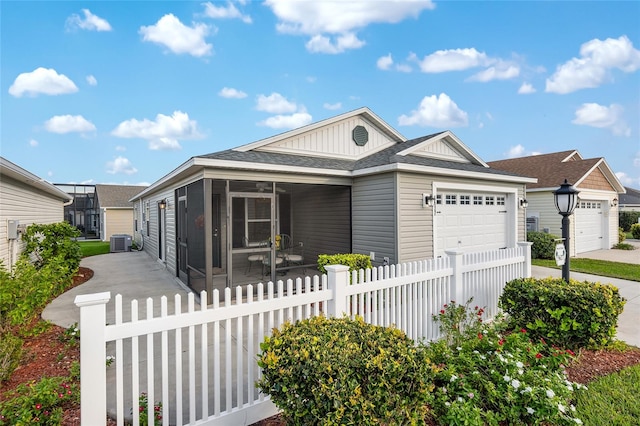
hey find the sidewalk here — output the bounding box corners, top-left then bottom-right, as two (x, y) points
(531, 266), (640, 348)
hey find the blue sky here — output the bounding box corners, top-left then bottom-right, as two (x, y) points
(2, 1), (639, 188)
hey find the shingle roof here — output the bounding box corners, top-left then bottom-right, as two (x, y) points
(487, 151), (601, 189)
(620, 187), (640, 205)
(95, 184), (147, 208)
(199, 132), (524, 179)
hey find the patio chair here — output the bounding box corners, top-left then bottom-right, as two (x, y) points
(244, 237), (267, 273)
(279, 234), (305, 272)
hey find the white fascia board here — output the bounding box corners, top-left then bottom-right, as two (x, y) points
(234, 107), (405, 152)
(561, 150), (582, 162)
(396, 131), (489, 167)
(198, 158), (352, 177)
(0, 157), (72, 201)
(354, 162), (537, 184)
(130, 157), (200, 201)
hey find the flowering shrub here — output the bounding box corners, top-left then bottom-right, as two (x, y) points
(0, 376), (78, 425)
(58, 323), (79, 347)
(135, 392), (162, 426)
(425, 300), (585, 425)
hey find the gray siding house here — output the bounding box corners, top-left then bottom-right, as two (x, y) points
(95, 184), (147, 241)
(0, 157), (72, 270)
(131, 108), (534, 298)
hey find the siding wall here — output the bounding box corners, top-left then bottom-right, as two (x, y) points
(0, 175), (65, 268)
(352, 173), (397, 266)
(102, 209), (134, 240)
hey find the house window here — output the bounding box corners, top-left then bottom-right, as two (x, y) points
(436, 195), (442, 205)
(145, 202), (150, 237)
(246, 198), (271, 243)
(445, 194), (457, 205)
(485, 196), (495, 205)
(460, 195), (470, 205)
(473, 196), (483, 205)
(496, 196), (505, 206)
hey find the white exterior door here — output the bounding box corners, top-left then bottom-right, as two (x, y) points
(435, 191), (509, 257)
(575, 200), (604, 253)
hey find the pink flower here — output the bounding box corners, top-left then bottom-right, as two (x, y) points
(35, 404), (42, 410)
(440, 309), (445, 314)
(535, 353), (543, 359)
(520, 328), (527, 333)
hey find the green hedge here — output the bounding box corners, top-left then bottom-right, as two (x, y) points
(631, 223), (640, 239)
(317, 253), (372, 275)
(527, 231), (559, 259)
(500, 277), (626, 349)
(619, 211), (640, 232)
(257, 315), (436, 425)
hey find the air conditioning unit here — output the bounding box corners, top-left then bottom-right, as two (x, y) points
(110, 234), (132, 252)
(526, 217), (539, 232)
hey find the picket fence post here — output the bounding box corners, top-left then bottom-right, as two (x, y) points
(325, 264), (350, 317)
(518, 241), (533, 278)
(445, 249), (464, 304)
(74, 291), (111, 426)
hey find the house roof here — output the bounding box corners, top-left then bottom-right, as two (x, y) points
(95, 184), (147, 208)
(620, 187), (640, 205)
(487, 150), (625, 193)
(0, 156), (72, 201)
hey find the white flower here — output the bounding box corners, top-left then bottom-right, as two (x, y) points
(518, 369), (524, 375)
(522, 386), (532, 394)
(573, 418), (583, 424)
(503, 375), (511, 382)
(511, 379), (521, 389)
(445, 402), (451, 407)
(473, 350), (480, 354)
(570, 404), (576, 412)
(566, 383), (574, 391)
(457, 346), (463, 351)
(546, 389), (555, 398)
(450, 375), (458, 382)
(526, 407), (535, 414)
(516, 361), (524, 368)
(457, 397), (464, 402)
(480, 355), (486, 360)
(558, 403), (566, 413)
(441, 387), (447, 393)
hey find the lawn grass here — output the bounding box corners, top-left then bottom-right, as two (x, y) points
(77, 240), (110, 257)
(532, 258), (640, 282)
(574, 364), (640, 425)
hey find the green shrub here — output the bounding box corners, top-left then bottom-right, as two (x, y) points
(0, 332), (22, 382)
(0, 374), (79, 425)
(619, 211), (640, 232)
(426, 300), (584, 426)
(618, 227), (626, 243)
(317, 253), (372, 275)
(257, 315), (436, 425)
(21, 222), (81, 274)
(527, 231), (559, 259)
(500, 277), (626, 349)
(631, 223), (640, 239)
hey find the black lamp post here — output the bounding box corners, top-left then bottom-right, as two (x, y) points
(553, 179), (580, 282)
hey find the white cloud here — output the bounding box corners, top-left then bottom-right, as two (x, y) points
(323, 102), (342, 110)
(115, 145), (126, 151)
(9, 67), (78, 97)
(398, 93), (468, 128)
(396, 63), (412, 73)
(29, 139), (38, 147)
(201, 1), (252, 23)
(572, 103), (631, 137)
(467, 64), (519, 82)
(256, 93), (298, 114)
(219, 87), (247, 98)
(66, 9), (112, 32)
(616, 171), (640, 187)
(106, 156), (138, 175)
(86, 75), (97, 86)
(507, 144), (526, 158)
(140, 14), (212, 57)
(377, 53), (393, 70)
(305, 33), (365, 54)
(518, 82), (536, 94)
(265, 0), (434, 53)
(111, 110), (202, 150)
(546, 35), (640, 94)
(258, 111), (313, 129)
(415, 48), (491, 73)
(44, 115), (96, 134)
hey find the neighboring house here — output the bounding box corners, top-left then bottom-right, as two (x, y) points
(54, 183), (100, 239)
(95, 184), (147, 241)
(0, 157), (73, 270)
(488, 150), (625, 256)
(619, 187), (640, 212)
(131, 107), (535, 297)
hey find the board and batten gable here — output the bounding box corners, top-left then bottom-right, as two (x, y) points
(0, 162), (70, 269)
(251, 114), (400, 160)
(352, 173), (397, 265)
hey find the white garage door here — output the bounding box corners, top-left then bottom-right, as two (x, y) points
(435, 192), (509, 257)
(575, 200), (604, 253)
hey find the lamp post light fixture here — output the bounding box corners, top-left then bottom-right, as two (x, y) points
(553, 179), (580, 282)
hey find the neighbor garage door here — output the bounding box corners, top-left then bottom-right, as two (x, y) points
(435, 191), (509, 257)
(574, 200), (604, 253)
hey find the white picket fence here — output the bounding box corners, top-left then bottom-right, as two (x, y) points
(74, 243), (531, 426)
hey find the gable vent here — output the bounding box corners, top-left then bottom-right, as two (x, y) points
(352, 125), (369, 146)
